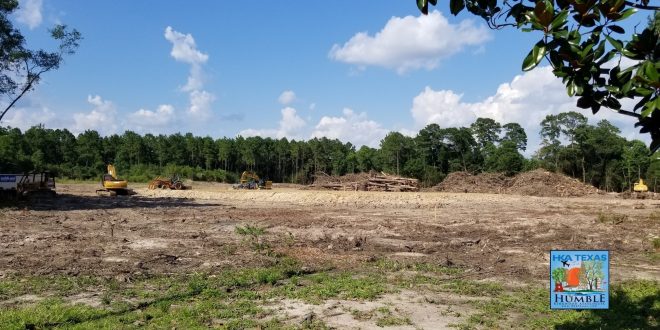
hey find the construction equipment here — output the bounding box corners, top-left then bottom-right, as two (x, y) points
(634, 178), (649, 192)
(233, 171), (272, 190)
(0, 171), (56, 200)
(97, 164), (130, 196)
(148, 174), (186, 190)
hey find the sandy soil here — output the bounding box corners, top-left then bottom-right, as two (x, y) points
(1, 182), (658, 328)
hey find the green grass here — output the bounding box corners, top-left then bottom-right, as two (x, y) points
(0, 258), (384, 329)
(455, 280), (659, 329)
(274, 272), (387, 304)
(653, 237), (660, 249)
(1, 256), (657, 329)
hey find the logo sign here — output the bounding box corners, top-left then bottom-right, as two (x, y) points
(0, 175), (16, 183)
(550, 250), (609, 309)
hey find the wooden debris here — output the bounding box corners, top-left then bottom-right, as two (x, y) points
(308, 171), (419, 192)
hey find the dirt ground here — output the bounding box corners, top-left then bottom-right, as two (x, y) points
(1, 182), (659, 328)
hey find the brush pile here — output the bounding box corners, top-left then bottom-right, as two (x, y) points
(435, 169), (600, 197)
(309, 171), (419, 192)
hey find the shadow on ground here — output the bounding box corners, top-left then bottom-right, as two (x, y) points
(1, 193), (222, 211)
(555, 285), (659, 329)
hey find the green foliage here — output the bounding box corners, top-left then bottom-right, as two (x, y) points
(552, 267), (567, 283)
(416, 0), (660, 151)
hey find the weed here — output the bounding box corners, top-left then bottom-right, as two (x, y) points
(235, 224), (267, 237)
(653, 237), (660, 250)
(374, 307), (412, 327)
(350, 308), (374, 321)
(235, 224), (271, 254)
(284, 232), (296, 247)
(100, 292), (112, 305)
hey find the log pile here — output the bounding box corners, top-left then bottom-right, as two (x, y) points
(309, 171), (419, 192)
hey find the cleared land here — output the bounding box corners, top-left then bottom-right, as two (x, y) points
(0, 183), (658, 329)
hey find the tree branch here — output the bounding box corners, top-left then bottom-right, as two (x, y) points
(623, 1), (660, 10)
(0, 75), (37, 122)
(612, 108), (642, 119)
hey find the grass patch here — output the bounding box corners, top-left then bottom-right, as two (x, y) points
(371, 258), (463, 275)
(0, 275), (102, 301)
(653, 237), (660, 250)
(275, 272), (387, 304)
(373, 307), (412, 327)
(455, 280), (659, 329)
(0, 258), (388, 329)
(597, 212), (627, 224)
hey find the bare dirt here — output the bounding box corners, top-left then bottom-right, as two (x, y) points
(1, 182), (658, 327)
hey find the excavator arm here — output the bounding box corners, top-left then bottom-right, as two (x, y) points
(240, 171), (260, 184)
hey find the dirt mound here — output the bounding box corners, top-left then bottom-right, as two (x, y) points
(435, 169), (599, 197)
(506, 169), (599, 197)
(434, 172), (507, 194)
(309, 171), (419, 192)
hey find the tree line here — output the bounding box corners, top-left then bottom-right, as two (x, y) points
(0, 111), (657, 191)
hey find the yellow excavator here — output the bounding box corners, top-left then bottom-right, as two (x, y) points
(97, 164), (130, 196)
(234, 171), (272, 190)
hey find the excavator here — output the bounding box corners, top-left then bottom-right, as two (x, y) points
(233, 171), (272, 190)
(97, 164), (130, 196)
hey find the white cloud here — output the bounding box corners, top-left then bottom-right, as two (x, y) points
(164, 26), (209, 92)
(329, 10), (490, 74)
(278, 90), (296, 105)
(72, 95), (118, 135)
(164, 26), (208, 65)
(311, 108), (388, 147)
(16, 0), (43, 29)
(188, 90), (214, 119)
(127, 104), (175, 131)
(164, 26), (215, 120)
(410, 66), (647, 154)
(239, 107), (306, 140)
(2, 106), (56, 129)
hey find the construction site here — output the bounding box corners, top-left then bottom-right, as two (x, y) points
(0, 171), (658, 329)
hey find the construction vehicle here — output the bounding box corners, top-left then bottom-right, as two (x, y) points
(148, 174), (186, 190)
(97, 164), (130, 196)
(233, 171), (272, 190)
(0, 171), (56, 199)
(634, 178), (649, 192)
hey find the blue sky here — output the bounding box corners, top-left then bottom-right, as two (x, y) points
(3, 0), (651, 153)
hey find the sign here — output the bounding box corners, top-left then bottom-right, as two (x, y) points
(550, 250), (609, 309)
(0, 175), (16, 183)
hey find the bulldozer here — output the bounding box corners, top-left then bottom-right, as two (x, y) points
(233, 171), (272, 190)
(634, 178), (649, 192)
(632, 178), (650, 198)
(97, 164), (130, 196)
(148, 174), (186, 190)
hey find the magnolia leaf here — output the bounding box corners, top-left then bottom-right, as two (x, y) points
(522, 41), (546, 71)
(417, 0), (428, 14)
(450, 0), (465, 15)
(605, 35), (623, 51)
(607, 25), (625, 34)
